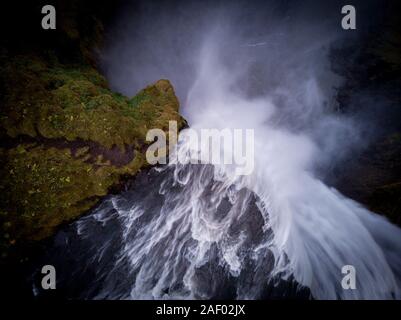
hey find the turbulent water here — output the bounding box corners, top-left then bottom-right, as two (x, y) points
(33, 129), (401, 300)
(33, 0), (401, 300)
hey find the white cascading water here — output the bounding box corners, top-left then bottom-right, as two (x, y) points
(174, 28), (401, 299)
(34, 1), (401, 300)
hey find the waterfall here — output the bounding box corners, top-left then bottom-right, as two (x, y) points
(33, 0), (401, 300)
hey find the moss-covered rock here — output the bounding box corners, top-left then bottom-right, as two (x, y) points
(0, 0), (187, 264)
(0, 54), (186, 260)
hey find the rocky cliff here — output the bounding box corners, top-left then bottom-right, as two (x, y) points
(0, 0), (186, 262)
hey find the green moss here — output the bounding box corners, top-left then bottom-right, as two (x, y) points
(0, 143), (151, 246)
(128, 91), (152, 108)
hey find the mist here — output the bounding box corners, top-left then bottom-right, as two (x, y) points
(100, 0), (385, 171)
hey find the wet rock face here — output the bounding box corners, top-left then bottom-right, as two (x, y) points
(0, 1), (186, 261)
(329, 1), (401, 227)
